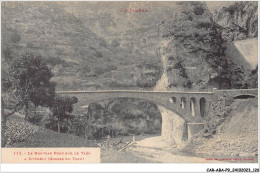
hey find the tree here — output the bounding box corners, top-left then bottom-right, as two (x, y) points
(8, 52), (55, 120)
(244, 65), (258, 88)
(50, 96), (78, 133)
(3, 46), (13, 62)
(1, 52), (55, 147)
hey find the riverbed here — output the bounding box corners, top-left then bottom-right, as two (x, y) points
(100, 134), (222, 163)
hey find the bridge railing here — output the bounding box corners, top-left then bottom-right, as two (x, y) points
(212, 88), (258, 98)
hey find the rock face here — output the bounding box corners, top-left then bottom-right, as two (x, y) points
(158, 1), (258, 90)
(160, 106), (186, 146)
(214, 1), (258, 42)
(156, 1), (258, 148)
(158, 2), (221, 90)
(154, 38), (187, 147)
(153, 41), (170, 91)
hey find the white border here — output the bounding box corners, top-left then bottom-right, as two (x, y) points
(1, 163), (260, 172)
(0, 0), (259, 172)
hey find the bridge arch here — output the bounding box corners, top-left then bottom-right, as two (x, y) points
(170, 97), (177, 104)
(199, 97), (207, 118)
(74, 95), (198, 123)
(190, 97), (196, 116)
(180, 97), (187, 109)
(233, 94), (256, 99)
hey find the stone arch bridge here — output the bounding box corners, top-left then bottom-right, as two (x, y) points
(57, 88), (257, 138)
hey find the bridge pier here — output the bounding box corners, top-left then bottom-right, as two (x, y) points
(186, 100), (191, 115)
(195, 106), (200, 117)
(160, 106), (188, 145)
(187, 123), (204, 139)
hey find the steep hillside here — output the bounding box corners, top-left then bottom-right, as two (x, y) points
(61, 2), (176, 63)
(181, 98), (258, 159)
(1, 2), (161, 90)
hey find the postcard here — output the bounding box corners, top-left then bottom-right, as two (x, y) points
(1, 1), (259, 172)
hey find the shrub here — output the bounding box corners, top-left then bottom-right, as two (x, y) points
(82, 64), (91, 72)
(49, 96), (77, 133)
(89, 46), (96, 50)
(193, 6), (205, 15)
(11, 32), (21, 43)
(99, 41), (107, 48)
(132, 64), (161, 88)
(244, 66), (258, 88)
(112, 40), (120, 47)
(93, 66), (107, 75)
(93, 65), (117, 75)
(106, 80), (135, 88)
(28, 111), (44, 125)
(47, 57), (67, 66)
(225, 3), (239, 15)
(2, 77), (12, 92)
(5, 119), (39, 145)
(94, 51), (103, 58)
(26, 43), (34, 48)
(44, 118), (72, 133)
(183, 80), (193, 88)
(3, 46), (13, 62)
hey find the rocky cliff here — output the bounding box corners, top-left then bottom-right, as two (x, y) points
(214, 1), (258, 42)
(158, 1), (257, 90)
(158, 2), (221, 90)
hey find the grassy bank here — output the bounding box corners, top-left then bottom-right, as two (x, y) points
(10, 127), (97, 148)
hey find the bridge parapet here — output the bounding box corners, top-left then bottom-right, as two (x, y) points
(212, 88), (258, 98)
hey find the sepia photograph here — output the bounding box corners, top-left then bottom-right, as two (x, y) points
(1, 1), (258, 166)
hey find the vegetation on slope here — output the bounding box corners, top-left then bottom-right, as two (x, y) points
(181, 98), (258, 158)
